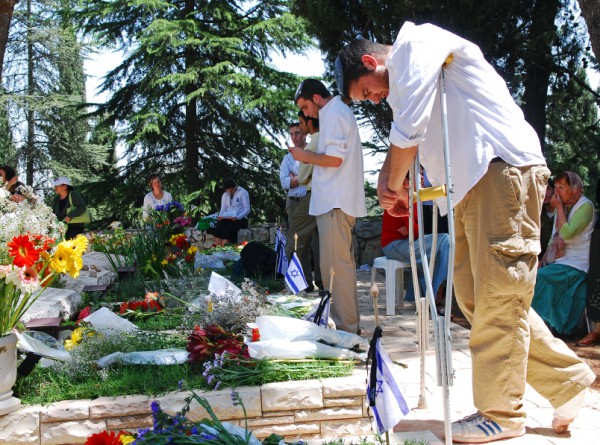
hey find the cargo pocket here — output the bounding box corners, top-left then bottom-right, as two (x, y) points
(488, 236), (539, 308)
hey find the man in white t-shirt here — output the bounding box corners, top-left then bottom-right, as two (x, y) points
(335, 23), (594, 443)
(291, 79), (367, 334)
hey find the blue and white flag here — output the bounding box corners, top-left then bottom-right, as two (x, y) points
(367, 326), (410, 434)
(275, 228), (288, 275)
(304, 291), (331, 328)
(285, 252), (308, 294)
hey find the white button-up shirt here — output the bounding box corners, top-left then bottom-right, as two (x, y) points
(219, 186), (251, 220)
(310, 96), (367, 218)
(279, 152), (307, 198)
(386, 22), (546, 214)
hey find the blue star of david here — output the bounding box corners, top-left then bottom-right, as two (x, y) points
(291, 269), (300, 278)
(376, 379), (384, 394)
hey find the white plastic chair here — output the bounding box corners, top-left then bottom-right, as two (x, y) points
(370, 256), (411, 315)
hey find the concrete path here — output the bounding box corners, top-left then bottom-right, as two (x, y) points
(358, 269), (600, 444)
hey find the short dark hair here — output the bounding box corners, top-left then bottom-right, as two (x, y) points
(294, 79), (331, 104)
(0, 165), (16, 180)
(298, 110), (319, 130)
(288, 122), (301, 130)
(222, 178), (237, 189)
(336, 39), (389, 100)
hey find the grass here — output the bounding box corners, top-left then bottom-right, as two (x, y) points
(16, 363), (209, 404)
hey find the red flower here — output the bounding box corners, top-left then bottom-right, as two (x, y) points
(85, 430), (121, 445)
(186, 324), (248, 364)
(7, 234), (40, 267)
(77, 306), (91, 323)
(251, 328), (260, 342)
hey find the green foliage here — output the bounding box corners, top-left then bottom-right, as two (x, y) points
(74, 0), (315, 227)
(293, 0), (600, 177)
(15, 329), (197, 404)
(1, 0), (109, 188)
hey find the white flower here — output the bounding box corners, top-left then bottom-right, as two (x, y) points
(6, 266), (40, 294)
(0, 189), (61, 264)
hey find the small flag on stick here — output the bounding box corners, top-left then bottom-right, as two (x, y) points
(285, 252), (308, 294)
(367, 326), (410, 435)
(304, 291), (331, 328)
(275, 227), (288, 275)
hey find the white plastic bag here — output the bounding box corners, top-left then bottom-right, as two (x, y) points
(16, 331), (71, 361)
(96, 348), (189, 368)
(247, 339), (366, 361)
(84, 307), (138, 335)
(255, 316), (368, 350)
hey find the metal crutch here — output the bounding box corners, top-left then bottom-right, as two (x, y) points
(408, 54), (456, 445)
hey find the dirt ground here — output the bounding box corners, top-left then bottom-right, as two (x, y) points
(449, 303), (600, 391)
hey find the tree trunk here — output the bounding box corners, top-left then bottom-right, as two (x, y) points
(25, 0), (34, 185)
(0, 0), (18, 82)
(184, 0), (200, 193)
(579, 0), (600, 60)
(521, 0), (561, 153)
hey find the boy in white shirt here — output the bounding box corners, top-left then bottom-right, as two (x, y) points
(291, 79), (367, 334)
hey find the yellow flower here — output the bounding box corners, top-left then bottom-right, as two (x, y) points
(65, 235), (88, 256)
(55, 237), (86, 278)
(50, 244), (73, 274)
(120, 435), (135, 445)
(67, 254), (84, 279)
(187, 246), (198, 255)
(64, 327), (84, 351)
(161, 259), (168, 266)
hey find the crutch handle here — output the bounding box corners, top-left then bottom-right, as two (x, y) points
(415, 185), (447, 202)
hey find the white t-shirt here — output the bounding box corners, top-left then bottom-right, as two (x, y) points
(310, 96), (367, 217)
(386, 22), (546, 214)
(143, 191), (173, 219)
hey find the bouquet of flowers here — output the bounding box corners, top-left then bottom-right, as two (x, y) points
(0, 234), (88, 336)
(85, 390), (280, 445)
(148, 201), (192, 233)
(0, 185), (62, 265)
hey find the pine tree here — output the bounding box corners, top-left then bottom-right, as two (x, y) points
(1, 0), (108, 188)
(76, 0), (313, 226)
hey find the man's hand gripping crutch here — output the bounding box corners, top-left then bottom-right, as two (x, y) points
(376, 54), (456, 445)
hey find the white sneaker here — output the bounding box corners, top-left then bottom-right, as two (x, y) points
(451, 413), (525, 443)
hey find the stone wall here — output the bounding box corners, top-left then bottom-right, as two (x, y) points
(0, 373), (375, 444)
(188, 216), (383, 266)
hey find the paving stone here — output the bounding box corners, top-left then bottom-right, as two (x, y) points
(295, 407), (363, 422)
(90, 395), (152, 418)
(106, 413), (153, 429)
(0, 405), (40, 445)
(41, 400), (90, 422)
(320, 418), (373, 437)
(261, 380), (322, 411)
(322, 374), (365, 397)
(251, 422), (321, 439)
(40, 419), (106, 445)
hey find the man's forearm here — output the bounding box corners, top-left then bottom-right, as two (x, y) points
(291, 147), (342, 168)
(387, 144), (417, 192)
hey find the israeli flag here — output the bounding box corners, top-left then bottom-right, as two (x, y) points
(285, 252), (308, 294)
(304, 292), (331, 328)
(275, 228), (288, 275)
(367, 326), (410, 434)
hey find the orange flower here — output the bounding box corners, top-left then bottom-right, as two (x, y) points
(7, 235), (40, 267)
